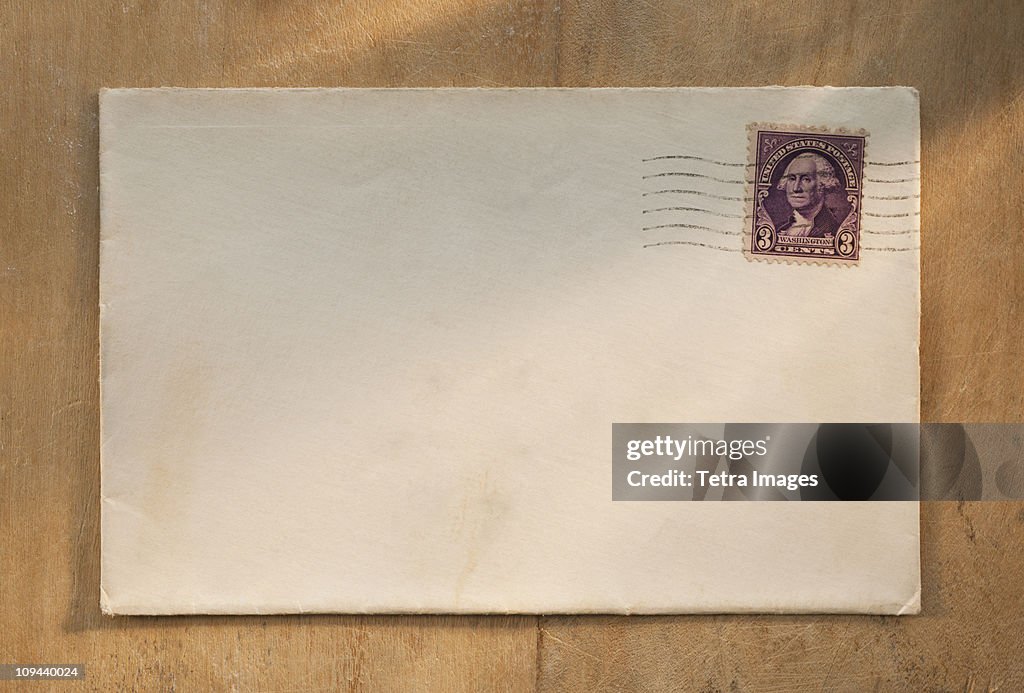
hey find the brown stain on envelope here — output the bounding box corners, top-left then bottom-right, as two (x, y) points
(453, 469), (508, 604)
(135, 351), (209, 536)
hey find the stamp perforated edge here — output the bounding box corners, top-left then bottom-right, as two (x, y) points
(743, 122), (870, 267)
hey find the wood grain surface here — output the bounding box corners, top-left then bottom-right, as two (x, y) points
(2, 1), (1022, 690)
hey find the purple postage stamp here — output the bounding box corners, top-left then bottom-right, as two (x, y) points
(746, 126), (867, 263)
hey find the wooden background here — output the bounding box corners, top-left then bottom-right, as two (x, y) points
(2, 1), (1022, 690)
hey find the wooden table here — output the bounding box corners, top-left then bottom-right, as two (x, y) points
(3, 1), (1022, 690)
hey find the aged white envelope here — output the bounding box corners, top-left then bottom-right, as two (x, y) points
(99, 87), (921, 614)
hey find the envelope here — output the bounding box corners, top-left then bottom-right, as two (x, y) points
(99, 87), (921, 614)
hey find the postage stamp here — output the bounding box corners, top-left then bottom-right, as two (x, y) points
(745, 125), (867, 263)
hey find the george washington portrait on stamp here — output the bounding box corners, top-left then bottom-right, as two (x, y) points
(747, 127), (866, 262)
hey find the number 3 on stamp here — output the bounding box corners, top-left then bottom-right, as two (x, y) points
(745, 125), (867, 264)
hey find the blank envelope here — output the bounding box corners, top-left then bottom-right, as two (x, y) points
(99, 87), (921, 614)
